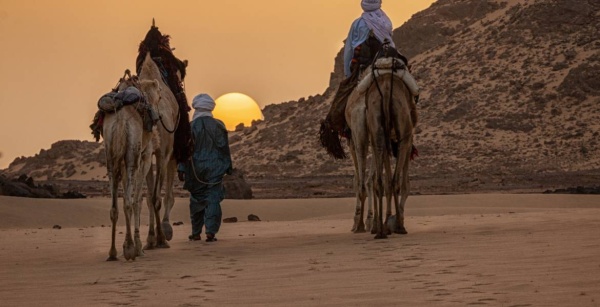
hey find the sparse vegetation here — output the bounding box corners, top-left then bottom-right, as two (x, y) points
(1, 0), (598, 198)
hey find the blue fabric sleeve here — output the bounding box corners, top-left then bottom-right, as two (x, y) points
(344, 18), (371, 77)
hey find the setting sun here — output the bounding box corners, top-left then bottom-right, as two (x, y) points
(213, 93), (264, 131)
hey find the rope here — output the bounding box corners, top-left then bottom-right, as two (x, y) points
(159, 110), (179, 134)
(189, 160), (223, 186)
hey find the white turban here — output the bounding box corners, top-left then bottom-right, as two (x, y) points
(360, 0), (395, 49)
(361, 0), (381, 12)
(192, 93), (215, 121)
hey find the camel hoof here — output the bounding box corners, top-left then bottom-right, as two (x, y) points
(394, 226), (408, 235)
(156, 241), (170, 249)
(106, 256), (118, 261)
(352, 225), (366, 233)
(123, 250), (136, 261)
(143, 243), (155, 250)
(162, 222), (173, 241)
(351, 220), (367, 233)
(123, 244), (137, 261)
(374, 233), (388, 240)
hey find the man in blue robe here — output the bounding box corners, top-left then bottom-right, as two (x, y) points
(343, 0), (395, 77)
(178, 93), (233, 242)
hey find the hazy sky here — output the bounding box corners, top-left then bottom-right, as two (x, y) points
(0, 0), (434, 168)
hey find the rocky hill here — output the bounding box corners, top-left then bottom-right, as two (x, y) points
(3, 0), (599, 197)
(229, 0), (600, 193)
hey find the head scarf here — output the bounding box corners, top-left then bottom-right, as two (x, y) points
(192, 93), (215, 121)
(361, 0), (381, 12)
(360, 0), (395, 48)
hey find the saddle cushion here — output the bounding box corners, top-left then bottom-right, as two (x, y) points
(97, 86), (143, 113)
(356, 57), (420, 96)
(114, 86), (143, 105)
(97, 92), (122, 113)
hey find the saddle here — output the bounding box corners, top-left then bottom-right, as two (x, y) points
(90, 85), (159, 142)
(97, 86), (144, 113)
(356, 57), (420, 97)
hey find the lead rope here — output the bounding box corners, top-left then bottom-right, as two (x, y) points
(158, 108), (179, 134)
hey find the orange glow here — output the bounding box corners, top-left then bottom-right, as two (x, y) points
(213, 93), (264, 131)
(0, 1), (436, 168)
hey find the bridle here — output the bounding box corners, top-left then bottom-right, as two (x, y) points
(369, 40), (406, 153)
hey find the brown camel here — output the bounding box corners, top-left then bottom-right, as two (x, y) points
(103, 75), (161, 261)
(138, 53), (182, 249)
(358, 56), (417, 239)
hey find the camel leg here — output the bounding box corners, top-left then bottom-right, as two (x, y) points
(368, 99), (387, 239)
(122, 165), (136, 261)
(107, 167), (120, 261)
(371, 177), (380, 235)
(373, 170), (387, 239)
(153, 158), (170, 248)
(349, 138), (367, 233)
(135, 149), (151, 256)
(365, 167), (374, 232)
(370, 132), (387, 239)
(383, 153), (394, 236)
(144, 169), (157, 250)
(394, 139), (411, 235)
(133, 192), (144, 257)
(160, 159), (177, 241)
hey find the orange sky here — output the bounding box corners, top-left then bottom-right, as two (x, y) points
(0, 0), (435, 168)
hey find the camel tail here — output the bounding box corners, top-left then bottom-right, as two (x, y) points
(383, 75), (394, 157)
(319, 120), (347, 160)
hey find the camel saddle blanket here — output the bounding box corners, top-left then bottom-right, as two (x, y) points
(97, 86), (144, 113)
(357, 57), (420, 97)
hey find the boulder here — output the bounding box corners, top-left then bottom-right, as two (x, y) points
(223, 169), (253, 199)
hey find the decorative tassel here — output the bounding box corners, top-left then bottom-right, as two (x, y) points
(319, 120), (347, 160)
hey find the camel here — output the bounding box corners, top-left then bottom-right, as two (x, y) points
(103, 75), (161, 261)
(364, 56), (416, 239)
(138, 53), (182, 249)
(345, 53), (419, 236)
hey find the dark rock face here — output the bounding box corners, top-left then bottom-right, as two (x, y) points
(0, 175), (86, 198)
(223, 169), (253, 199)
(559, 60), (600, 101)
(544, 186), (600, 195)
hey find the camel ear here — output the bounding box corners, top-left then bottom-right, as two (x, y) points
(183, 59), (188, 67)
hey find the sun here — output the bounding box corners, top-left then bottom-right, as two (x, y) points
(213, 93), (264, 131)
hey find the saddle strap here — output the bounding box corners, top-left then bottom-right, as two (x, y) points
(357, 68), (420, 97)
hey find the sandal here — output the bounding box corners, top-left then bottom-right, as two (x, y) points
(205, 233), (217, 242)
(188, 234), (202, 241)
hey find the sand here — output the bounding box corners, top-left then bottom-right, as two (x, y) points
(0, 194), (599, 306)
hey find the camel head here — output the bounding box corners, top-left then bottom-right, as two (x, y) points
(139, 79), (161, 106)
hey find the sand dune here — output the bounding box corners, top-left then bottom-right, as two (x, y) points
(0, 194), (599, 306)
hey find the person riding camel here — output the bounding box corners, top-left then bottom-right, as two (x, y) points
(320, 0), (417, 160)
(344, 0), (397, 79)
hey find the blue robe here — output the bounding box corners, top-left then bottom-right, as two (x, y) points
(343, 18), (371, 77)
(178, 116), (232, 236)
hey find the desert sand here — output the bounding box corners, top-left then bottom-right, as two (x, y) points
(0, 194), (599, 306)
